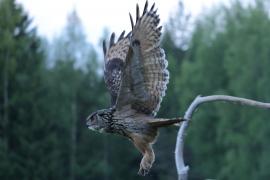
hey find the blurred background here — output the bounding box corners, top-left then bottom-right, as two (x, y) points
(1, 0), (270, 179)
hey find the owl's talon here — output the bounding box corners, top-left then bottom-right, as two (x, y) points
(138, 167), (149, 176)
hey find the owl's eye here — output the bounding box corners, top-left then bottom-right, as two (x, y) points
(97, 111), (107, 117)
(90, 116), (94, 122)
(86, 112), (98, 124)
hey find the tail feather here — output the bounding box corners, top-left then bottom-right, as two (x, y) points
(147, 117), (185, 128)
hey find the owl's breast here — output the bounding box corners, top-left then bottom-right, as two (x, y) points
(110, 108), (157, 139)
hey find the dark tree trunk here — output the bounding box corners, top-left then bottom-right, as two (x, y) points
(70, 103), (77, 180)
(3, 51), (9, 151)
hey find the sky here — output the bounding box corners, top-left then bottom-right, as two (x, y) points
(16, 0), (231, 46)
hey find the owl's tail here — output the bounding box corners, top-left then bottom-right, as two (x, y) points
(147, 117), (186, 128)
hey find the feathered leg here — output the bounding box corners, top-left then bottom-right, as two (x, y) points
(131, 133), (155, 176)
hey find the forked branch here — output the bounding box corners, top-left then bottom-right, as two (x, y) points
(175, 95), (270, 180)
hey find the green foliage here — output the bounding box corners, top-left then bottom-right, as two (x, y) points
(177, 1), (270, 179)
(1, 0), (270, 179)
(0, 0), (50, 179)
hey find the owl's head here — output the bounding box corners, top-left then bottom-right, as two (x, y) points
(86, 107), (115, 133)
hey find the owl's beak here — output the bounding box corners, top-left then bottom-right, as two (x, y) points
(86, 112), (100, 131)
(86, 114), (93, 127)
(86, 111), (97, 125)
(86, 117), (95, 130)
(86, 117), (91, 126)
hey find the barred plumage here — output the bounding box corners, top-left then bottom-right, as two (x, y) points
(103, 1), (169, 116)
(87, 1), (184, 176)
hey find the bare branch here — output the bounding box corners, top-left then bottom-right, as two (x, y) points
(175, 95), (270, 180)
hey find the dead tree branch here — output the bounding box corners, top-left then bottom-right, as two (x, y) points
(175, 95), (270, 180)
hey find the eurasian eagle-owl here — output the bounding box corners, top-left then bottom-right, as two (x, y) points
(86, 1), (183, 175)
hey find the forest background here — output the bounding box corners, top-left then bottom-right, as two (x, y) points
(1, 0), (270, 179)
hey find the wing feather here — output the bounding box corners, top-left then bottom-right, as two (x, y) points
(116, 1), (169, 116)
(103, 33), (130, 106)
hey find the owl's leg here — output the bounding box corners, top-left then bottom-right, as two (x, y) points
(131, 134), (155, 176)
(139, 144), (154, 176)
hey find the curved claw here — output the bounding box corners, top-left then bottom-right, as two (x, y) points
(138, 166), (150, 176)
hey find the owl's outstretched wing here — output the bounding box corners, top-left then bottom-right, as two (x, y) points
(103, 31), (130, 106)
(116, 1), (169, 116)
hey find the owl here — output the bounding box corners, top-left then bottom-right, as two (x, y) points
(86, 1), (184, 175)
